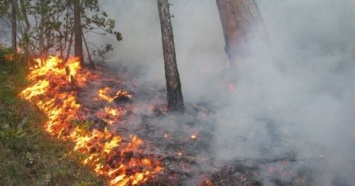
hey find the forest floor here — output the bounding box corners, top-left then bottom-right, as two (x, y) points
(0, 47), (314, 186)
(57, 61), (313, 186)
(0, 49), (104, 186)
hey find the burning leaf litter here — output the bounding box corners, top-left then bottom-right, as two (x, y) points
(20, 56), (162, 185)
(19, 56), (318, 185)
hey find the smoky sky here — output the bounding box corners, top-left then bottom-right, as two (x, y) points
(97, 0), (355, 185)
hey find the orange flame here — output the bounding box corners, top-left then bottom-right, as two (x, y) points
(191, 133), (198, 140)
(105, 107), (120, 116)
(98, 87), (114, 102)
(19, 56), (161, 185)
(98, 87), (131, 103)
(96, 107), (122, 125)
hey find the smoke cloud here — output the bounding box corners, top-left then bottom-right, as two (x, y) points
(102, 0), (355, 184)
(215, 0), (355, 184)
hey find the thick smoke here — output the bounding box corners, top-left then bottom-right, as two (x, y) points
(104, 0), (355, 185)
(215, 0), (355, 185)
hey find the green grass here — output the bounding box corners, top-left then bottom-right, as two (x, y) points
(0, 47), (104, 186)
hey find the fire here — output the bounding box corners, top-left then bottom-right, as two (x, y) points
(98, 87), (131, 103)
(98, 87), (114, 102)
(96, 107), (122, 125)
(19, 56), (162, 185)
(5, 53), (15, 61)
(105, 107), (120, 116)
(191, 133), (198, 140)
(28, 56), (80, 82)
(21, 80), (49, 99)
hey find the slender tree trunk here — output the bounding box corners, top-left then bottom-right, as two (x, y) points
(38, 0), (45, 64)
(19, 0), (31, 65)
(11, 0), (17, 52)
(157, 0), (184, 113)
(216, 0), (268, 67)
(82, 34), (95, 69)
(73, 0), (83, 65)
(65, 27), (74, 63)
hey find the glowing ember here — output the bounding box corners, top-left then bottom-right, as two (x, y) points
(98, 87), (131, 103)
(98, 87), (114, 102)
(191, 133), (198, 140)
(105, 107), (120, 116)
(95, 107), (123, 125)
(19, 56), (162, 185)
(203, 179), (214, 186)
(228, 84), (235, 92)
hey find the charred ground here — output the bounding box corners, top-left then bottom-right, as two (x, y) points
(74, 62), (319, 186)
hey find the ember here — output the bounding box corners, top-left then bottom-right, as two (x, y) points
(190, 133), (198, 140)
(98, 87), (131, 103)
(228, 84), (235, 92)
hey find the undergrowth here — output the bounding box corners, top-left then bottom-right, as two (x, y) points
(0, 46), (104, 186)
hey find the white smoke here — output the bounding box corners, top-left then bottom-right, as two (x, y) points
(102, 0), (355, 185)
(215, 0), (355, 184)
(101, 0), (226, 98)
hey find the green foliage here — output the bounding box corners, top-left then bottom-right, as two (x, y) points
(0, 46), (104, 185)
(0, 0), (10, 17)
(26, 0), (71, 54)
(0, 45), (18, 72)
(92, 43), (113, 60)
(81, 0), (122, 41)
(1, 0), (121, 60)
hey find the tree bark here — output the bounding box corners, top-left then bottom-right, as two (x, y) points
(73, 0), (83, 65)
(19, 0), (31, 65)
(38, 0), (46, 64)
(157, 0), (184, 113)
(11, 0), (17, 52)
(216, 0), (268, 67)
(82, 34), (96, 69)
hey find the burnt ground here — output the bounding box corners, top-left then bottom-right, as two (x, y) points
(76, 64), (318, 186)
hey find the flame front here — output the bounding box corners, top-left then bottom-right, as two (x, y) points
(20, 56), (162, 185)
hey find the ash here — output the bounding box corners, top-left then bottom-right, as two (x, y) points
(76, 63), (321, 186)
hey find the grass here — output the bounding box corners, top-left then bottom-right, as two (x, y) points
(0, 47), (104, 186)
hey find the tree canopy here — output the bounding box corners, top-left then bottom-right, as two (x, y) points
(0, 0), (122, 63)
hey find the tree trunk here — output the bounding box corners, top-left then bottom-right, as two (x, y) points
(82, 34), (96, 69)
(157, 0), (184, 113)
(216, 0), (268, 67)
(38, 0), (46, 64)
(19, 0), (31, 65)
(73, 0), (83, 65)
(11, 0), (17, 52)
